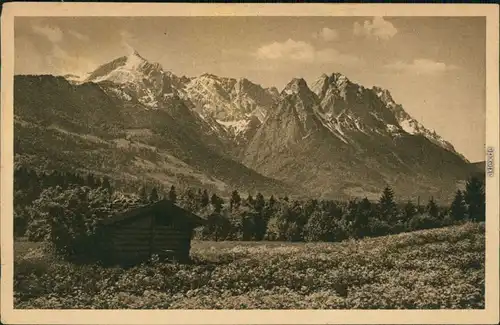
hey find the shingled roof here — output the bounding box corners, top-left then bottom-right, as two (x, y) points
(100, 199), (206, 226)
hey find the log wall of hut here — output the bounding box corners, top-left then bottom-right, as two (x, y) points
(152, 209), (192, 262)
(106, 208), (194, 265)
(110, 215), (154, 264)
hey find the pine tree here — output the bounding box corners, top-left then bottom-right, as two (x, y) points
(450, 190), (467, 222)
(230, 190), (241, 211)
(464, 176), (485, 222)
(254, 193), (266, 213)
(197, 188), (203, 204)
(211, 193), (223, 213)
(138, 185), (148, 203)
(426, 197), (439, 219)
(247, 194), (254, 207)
(168, 185), (177, 203)
(353, 197), (373, 238)
(149, 187), (159, 203)
(101, 176), (112, 191)
(402, 200), (417, 223)
(262, 195), (278, 228)
(378, 186), (398, 223)
(269, 195), (276, 208)
(239, 208), (256, 241)
(201, 189), (210, 208)
(416, 196), (425, 213)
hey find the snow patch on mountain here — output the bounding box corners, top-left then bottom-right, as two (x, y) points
(104, 87), (133, 101)
(386, 124), (400, 134)
(216, 119), (251, 136)
(399, 119), (418, 135)
(372, 86), (467, 161)
(86, 51), (165, 109)
(63, 73), (89, 85)
(79, 50), (468, 165)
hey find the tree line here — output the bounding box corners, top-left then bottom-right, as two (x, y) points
(14, 165), (485, 247)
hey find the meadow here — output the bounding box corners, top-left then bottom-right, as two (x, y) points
(14, 222), (484, 309)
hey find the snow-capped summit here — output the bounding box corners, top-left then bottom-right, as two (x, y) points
(184, 74), (238, 119)
(80, 48), (470, 172)
(82, 52), (280, 147)
(20, 48), (476, 202)
(182, 74), (278, 146)
(86, 50), (159, 83)
(84, 50), (167, 108)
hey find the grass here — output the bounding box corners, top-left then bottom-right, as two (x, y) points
(13, 222), (485, 309)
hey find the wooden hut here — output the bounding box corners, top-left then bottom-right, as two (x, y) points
(97, 199), (206, 265)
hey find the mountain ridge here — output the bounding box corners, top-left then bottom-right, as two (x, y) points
(15, 50), (477, 202)
(14, 74), (297, 198)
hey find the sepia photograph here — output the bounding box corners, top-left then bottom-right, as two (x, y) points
(1, 3), (499, 325)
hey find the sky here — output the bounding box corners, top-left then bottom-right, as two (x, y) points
(14, 16), (486, 162)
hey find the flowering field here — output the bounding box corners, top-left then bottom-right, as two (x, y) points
(14, 222), (484, 309)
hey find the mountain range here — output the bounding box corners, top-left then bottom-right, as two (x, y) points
(14, 50), (480, 202)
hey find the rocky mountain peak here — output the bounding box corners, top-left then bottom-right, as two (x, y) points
(236, 77), (252, 87)
(311, 72), (352, 100)
(281, 78), (310, 96)
(373, 86), (396, 107)
(131, 48), (143, 58)
(233, 78), (260, 95)
(85, 50), (163, 84)
(280, 78), (320, 114)
(266, 87), (280, 98)
(79, 50), (468, 167)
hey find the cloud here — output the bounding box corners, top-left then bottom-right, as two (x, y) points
(255, 39), (362, 66)
(315, 48), (364, 66)
(312, 27), (339, 42)
(30, 23), (95, 75)
(32, 24), (63, 43)
(384, 59), (459, 75)
(47, 44), (97, 75)
(48, 44), (96, 75)
(119, 30), (136, 55)
(68, 30), (89, 42)
(353, 17), (397, 40)
(257, 39), (314, 61)
(32, 24), (89, 43)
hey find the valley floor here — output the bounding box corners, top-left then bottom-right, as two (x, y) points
(14, 222), (484, 309)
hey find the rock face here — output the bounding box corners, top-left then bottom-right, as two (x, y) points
(14, 50), (477, 202)
(14, 74), (293, 197)
(244, 73), (474, 201)
(85, 52), (279, 151)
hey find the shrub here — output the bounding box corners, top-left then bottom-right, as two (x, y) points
(304, 210), (335, 242)
(408, 213), (441, 231)
(28, 186), (143, 263)
(368, 218), (392, 237)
